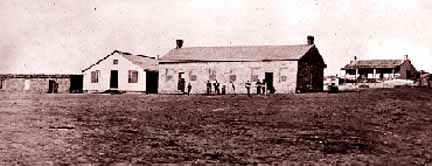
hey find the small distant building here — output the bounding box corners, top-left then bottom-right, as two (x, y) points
(341, 55), (417, 83)
(323, 75), (340, 91)
(82, 50), (159, 93)
(0, 74), (83, 93)
(158, 36), (327, 94)
(419, 73), (431, 87)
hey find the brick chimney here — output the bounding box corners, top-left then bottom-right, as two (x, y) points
(404, 55), (409, 60)
(307, 36), (315, 45)
(176, 39), (184, 49)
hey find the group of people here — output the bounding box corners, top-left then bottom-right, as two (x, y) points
(206, 80), (227, 95)
(244, 79), (272, 97)
(178, 78), (274, 96)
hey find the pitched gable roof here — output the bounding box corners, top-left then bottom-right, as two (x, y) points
(82, 50), (158, 72)
(342, 60), (405, 69)
(122, 54), (158, 71)
(160, 44), (315, 62)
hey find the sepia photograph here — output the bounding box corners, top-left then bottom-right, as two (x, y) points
(1, 0), (432, 165)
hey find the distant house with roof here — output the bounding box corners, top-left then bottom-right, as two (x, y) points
(341, 55), (417, 82)
(0, 74), (83, 94)
(158, 36), (327, 94)
(418, 71), (431, 88)
(82, 50), (159, 93)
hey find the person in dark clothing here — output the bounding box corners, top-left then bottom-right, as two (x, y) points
(221, 85), (226, 95)
(256, 80), (262, 94)
(245, 80), (251, 97)
(261, 79), (266, 96)
(187, 83), (192, 96)
(214, 81), (220, 95)
(206, 80), (212, 95)
(178, 78), (186, 94)
(231, 81), (236, 96)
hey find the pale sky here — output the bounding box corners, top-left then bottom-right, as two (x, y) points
(1, 0), (432, 75)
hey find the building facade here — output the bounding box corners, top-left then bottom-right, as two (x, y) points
(82, 50), (159, 93)
(0, 74), (83, 93)
(158, 36), (326, 94)
(341, 55), (417, 82)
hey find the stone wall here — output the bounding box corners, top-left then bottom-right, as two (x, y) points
(398, 60), (417, 80)
(0, 78), (71, 94)
(158, 61), (298, 94)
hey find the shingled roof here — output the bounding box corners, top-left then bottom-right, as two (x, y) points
(82, 50), (158, 72)
(160, 44), (315, 62)
(342, 60), (405, 69)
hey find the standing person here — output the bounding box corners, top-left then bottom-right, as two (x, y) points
(187, 83), (192, 96)
(206, 80), (212, 95)
(214, 81), (220, 95)
(262, 79), (267, 96)
(256, 80), (262, 95)
(231, 81), (236, 96)
(221, 85), (226, 95)
(245, 80), (251, 97)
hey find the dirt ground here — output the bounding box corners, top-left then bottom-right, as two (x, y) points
(0, 87), (431, 165)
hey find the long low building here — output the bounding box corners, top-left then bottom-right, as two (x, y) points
(0, 74), (83, 93)
(158, 36), (327, 94)
(341, 55), (417, 82)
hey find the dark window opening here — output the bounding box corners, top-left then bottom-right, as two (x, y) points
(190, 75), (197, 81)
(128, 70), (139, 83)
(229, 75), (237, 82)
(280, 75), (288, 82)
(91, 70), (99, 83)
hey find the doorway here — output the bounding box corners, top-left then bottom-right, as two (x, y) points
(110, 70), (118, 89)
(48, 80), (58, 93)
(146, 71), (159, 94)
(70, 75), (83, 93)
(177, 72), (185, 92)
(265, 72), (274, 93)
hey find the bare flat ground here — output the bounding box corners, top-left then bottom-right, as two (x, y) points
(0, 88), (431, 165)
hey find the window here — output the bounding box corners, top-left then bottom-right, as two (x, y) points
(166, 75), (173, 81)
(190, 75), (197, 81)
(229, 75), (237, 82)
(91, 70), (100, 83)
(113, 59), (118, 64)
(209, 69), (216, 81)
(251, 75), (259, 82)
(165, 69), (175, 81)
(250, 67), (260, 82)
(189, 70), (198, 82)
(280, 76), (288, 82)
(128, 70), (138, 83)
(279, 68), (289, 82)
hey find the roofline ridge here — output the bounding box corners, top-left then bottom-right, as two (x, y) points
(357, 59), (403, 61)
(174, 44), (312, 49)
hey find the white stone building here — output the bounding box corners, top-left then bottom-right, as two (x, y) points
(82, 50), (158, 93)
